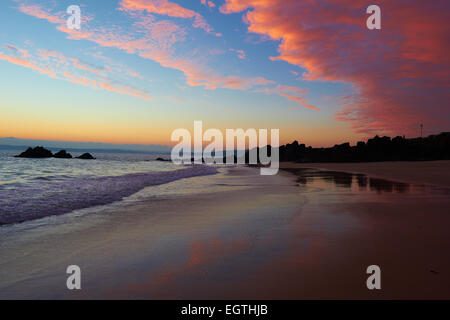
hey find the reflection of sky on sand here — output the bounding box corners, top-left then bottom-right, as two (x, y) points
(101, 189), (309, 299)
(115, 168), (450, 299)
(286, 168), (412, 193)
(100, 169), (367, 299)
(284, 168), (450, 202)
(1, 166), (450, 299)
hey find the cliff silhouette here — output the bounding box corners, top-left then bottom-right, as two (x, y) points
(233, 132), (450, 164)
(278, 132), (450, 163)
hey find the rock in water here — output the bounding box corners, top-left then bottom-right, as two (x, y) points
(15, 146), (53, 158)
(53, 150), (73, 159)
(76, 153), (96, 160)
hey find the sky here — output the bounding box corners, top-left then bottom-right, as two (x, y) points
(0, 0), (448, 147)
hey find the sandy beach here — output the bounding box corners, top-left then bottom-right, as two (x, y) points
(281, 161), (450, 188)
(1, 164), (450, 299)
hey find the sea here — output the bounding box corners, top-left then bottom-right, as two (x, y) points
(0, 148), (218, 225)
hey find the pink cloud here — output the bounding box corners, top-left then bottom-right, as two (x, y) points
(7, 44), (28, 58)
(16, 2), (64, 24)
(220, 0), (450, 135)
(201, 0), (216, 8)
(0, 51), (57, 78)
(229, 48), (246, 60)
(63, 71), (152, 100)
(16, 1), (276, 94)
(120, 0), (218, 35)
(39, 49), (103, 74)
(0, 44), (152, 100)
(14, 0), (321, 108)
(86, 50), (144, 80)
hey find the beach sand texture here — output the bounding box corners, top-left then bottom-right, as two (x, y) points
(1, 163), (449, 299)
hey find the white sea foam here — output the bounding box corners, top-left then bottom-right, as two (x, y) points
(0, 165), (218, 225)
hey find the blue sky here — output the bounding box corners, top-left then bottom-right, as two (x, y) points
(2, 0), (444, 146)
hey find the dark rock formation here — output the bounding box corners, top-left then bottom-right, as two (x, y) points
(76, 153), (96, 160)
(53, 150), (73, 159)
(156, 157), (170, 162)
(14, 147), (97, 160)
(14, 146), (53, 158)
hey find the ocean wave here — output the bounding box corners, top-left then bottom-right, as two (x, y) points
(0, 165), (218, 225)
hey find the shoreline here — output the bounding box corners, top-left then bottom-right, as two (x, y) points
(280, 160), (450, 188)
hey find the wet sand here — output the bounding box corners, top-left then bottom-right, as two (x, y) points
(1, 165), (450, 299)
(281, 160), (450, 188)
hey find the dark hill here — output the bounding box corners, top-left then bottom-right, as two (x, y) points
(279, 132), (450, 163)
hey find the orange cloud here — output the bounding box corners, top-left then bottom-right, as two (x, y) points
(265, 85), (319, 111)
(279, 94), (319, 111)
(220, 0), (450, 135)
